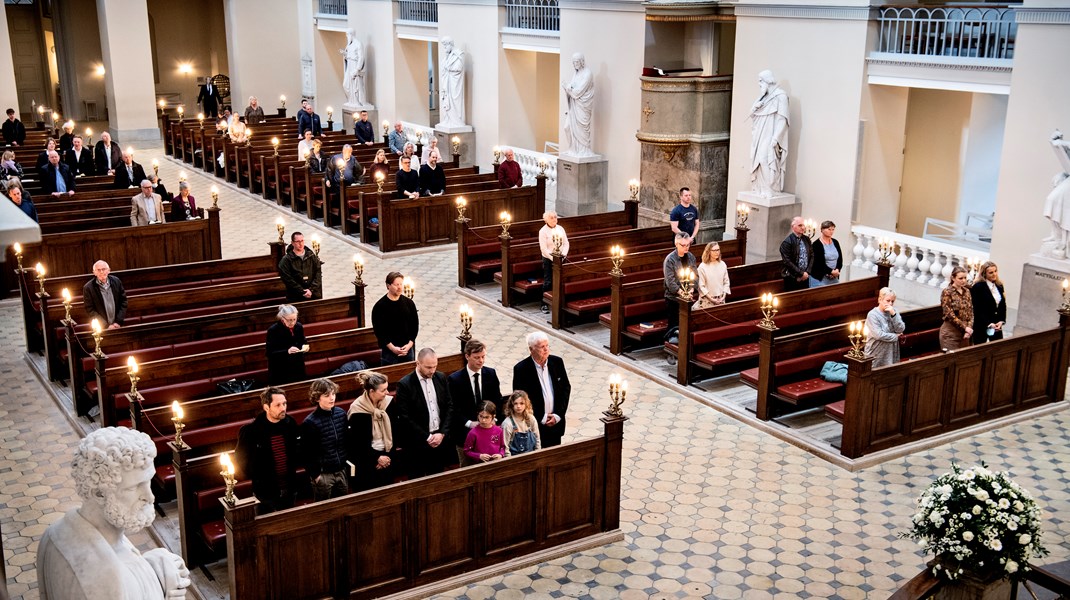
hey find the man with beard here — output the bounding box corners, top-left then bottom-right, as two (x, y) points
(235, 387), (300, 513)
(37, 427), (191, 599)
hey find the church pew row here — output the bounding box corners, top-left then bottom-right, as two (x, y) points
(360, 183), (544, 253)
(546, 234), (749, 331)
(737, 306), (943, 420)
(259, 138), (395, 204)
(601, 259), (783, 354)
(669, 265), (891, 384)
(329, 164), (481, 232)
(5, 207), (222, 304)
(836, 310), (1070, 458)
(457, 201), (640, 289)
(69, 291), (365, 419)
(98, 327), (383, 428)
(156, 354), (465, 567)
(213, 411), (625, 599)
(283, 137), (407, 215)
(19, 250), (281, 356)
(22, 175), (117, 195)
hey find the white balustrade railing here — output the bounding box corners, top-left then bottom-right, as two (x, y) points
(399, 121), (433, 148)
(510, 147), (557, 188)
(876, 5), (1016, 60)
(398, 0), (439, 23)
(851, 225), (989, 291)
(504, 0), (560, 32)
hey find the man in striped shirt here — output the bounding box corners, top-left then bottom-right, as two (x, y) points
(235, 387), (301, 513)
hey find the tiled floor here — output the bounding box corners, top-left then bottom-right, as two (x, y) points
(2, 144), (1068, 600)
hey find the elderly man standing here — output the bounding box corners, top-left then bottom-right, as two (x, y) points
(779, 216), (812, 291)
(388, 121), (406, 156)
(130, 180), (165, 226)
(235, 386), (300, 513)
(538, 210), (569, 314)
(42, 150), (76, 198)
(512, 332), (571, 447)
(297, 103), (323, 138)
(82, 261), (128, 329)
(65, 135), (94, 177)
(113, 151), (147, 189)
(498, 147), (522, 188)
(37, 427), (191, 600)
(392, 347), (455, 476)
(94, 131), (122, 175)
(663, 233), (697, 333)
(277, 232), (323, 301)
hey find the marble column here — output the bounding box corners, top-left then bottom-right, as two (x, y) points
(96, 0), (160, 143)
(0, 6), (19, 115)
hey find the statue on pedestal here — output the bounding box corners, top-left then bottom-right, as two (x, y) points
(748, 70), (790, 198)
(1042, 129), (1070, 259)
(562, 52), (595, 158)
(438, 37), (466, 127)
(37, 427), (191, 600)
(341, 29), (368, 107)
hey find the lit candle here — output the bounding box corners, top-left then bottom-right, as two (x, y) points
(14, 242), (21, 254)
(38, 106), (45, 115)
(862, 325), (869, 338)
(51, 111), (59, 121)
(152, 158), (159, 169)
(326, 106), (333, 119)
(246, 128), (253, 138)
(177, 106), (184, 116)
(62, 288), (71, 303)
(354, 254), (364, 267)
(172, 400), (183, 419)
(772, 296), (779, 308)
(159, 99), (167, 109)
(35, 262), (44, 277)
(178, 171), (187, 182)
(375, 171), (384, 182)
(279, 94), (286, 106)
(127, 356), (138, 374)
(1064, 279), (1068, 292)
(456, 197), (466, 208)
(85, 127), (92, 137)
(91, 318), (102, 333)
(126, 146), (134, 156)
(197, 112), (205, 121)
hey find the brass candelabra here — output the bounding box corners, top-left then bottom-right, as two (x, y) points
(552, 234), (564, 258)
(758, 293), (779, 330)
(91, 319), (105, 358)
(492, 146), (501, 165)
(538, 159), (548, 176)
(12, 242), (23, 270)
(628, 179), (640, 202)
(271, 137), (280, 157)
(152, 159), (159, 177)
(219, 453), (237, 505)
(211, 186), (219, 209)
(171, 401), (189, 450)
(736, 203), (750, 229)
(280, 95), (287, 109)
(802, 218), (818, 240)
(60, 288), (74, 324)
(499, 211), (512, 239)
(458, 304), (474, 346)
(451, 136), (461, 156)
(177, 106), (184, 122)
(402, 277), (415, 300)
(877, 237), (894, 266)
(609, 245), (625, 277)
(375, 171), (385, 194)
(607, 374), (628, 418)
(353, 255), (364, 286)
(455, 197), (469, 223)
(310, 236), (321, 256)
(275, 218), (285, 244)
(34, 263), (46, 296)
(846, 320), (868, 359)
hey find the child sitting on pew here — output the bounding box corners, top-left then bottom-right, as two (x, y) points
(463, 401), (505, 463)
(502, 391), (541, 456)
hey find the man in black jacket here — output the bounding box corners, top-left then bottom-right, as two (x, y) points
(512, 331), (571, 447)
(41, 151), (76, 198)
(447, 339), (503, 465)
(196, 75), (221, 119)
(65, 136), (95, 177)
(235, 387), (300, 513)
(301, 379), (350, 501)
(354, 110), (375, 145)
(2, 108), (25, 146)
(113, 151), (148, 189)
(277, 232), (323, 301)
(82, 261), (127, 329)
(779, 216), (813, 291)
(391, 348), (454, 477)
(94, 132), (122, 175)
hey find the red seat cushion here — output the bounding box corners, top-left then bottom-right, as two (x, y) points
(825, 400), (846, 422)
(694, 343), (760, 367)
(625, 319), (668, 338)
(777, 378), (843, 403)
(740, 367), (759, 387)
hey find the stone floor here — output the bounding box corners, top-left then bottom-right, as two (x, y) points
(2, 144), (1068, 600)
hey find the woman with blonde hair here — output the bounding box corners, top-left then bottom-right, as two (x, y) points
(368, 148), (390, 182)
(864, 287), (905, 367)
(970, 261), (1006, 344)
(693, 242), (730, 309)
(501, 390), (541, 456)
(347, 370), (396, 491)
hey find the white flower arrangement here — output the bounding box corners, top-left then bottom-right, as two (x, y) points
(900, 463), (1048, 581)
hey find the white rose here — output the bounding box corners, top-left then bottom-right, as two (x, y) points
(1013, 501), (1024, 511)
(990, 539), (1002, 551)
(974, 490), (989, 501)
(1006, 560), (1018, 573)
(963, 531), (975, 542)
(998, 498), (1010, 509)
(972, 505), (982, 515)
(1019, 534), (1031, 545)
(1007, 521), (1018, 531)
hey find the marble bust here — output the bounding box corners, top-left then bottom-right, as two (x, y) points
(748, 70), (790, 198)
(562, 52), (595, 158)
(438, 37), (466, 128)
(1042, 129), (1070, 259)
(340, 29), (368, 107)
(37, 427), (191, 600)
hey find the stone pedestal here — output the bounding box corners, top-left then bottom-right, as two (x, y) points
(736, 191), (800, 264)
(434, 125), (474, 168)
(557, 154), (608, 216)
(343, 104), (377, 138)
(1015, 254), (1070, 335)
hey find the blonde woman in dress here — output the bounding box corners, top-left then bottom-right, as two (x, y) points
(693, 242), (730, 309)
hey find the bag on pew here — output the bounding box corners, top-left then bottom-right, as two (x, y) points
(217, 378), (256, 394)
(330, 359), (368, 375)
(819, 361), (848, 383)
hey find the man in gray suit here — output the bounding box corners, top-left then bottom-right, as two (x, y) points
(130, 180), (165, 226)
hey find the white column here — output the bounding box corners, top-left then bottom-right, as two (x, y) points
(96, 0), (160, 143)
(0, 6), (19, 115)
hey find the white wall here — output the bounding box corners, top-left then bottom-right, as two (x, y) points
(728, 13), (870, 233)
(0, 5), (21, 115)
(499, 49), (538, 150)
(224, 0), (303, 120)
(392, 38), (431, 125)
(957, 93), (1007, 225)
(96, 0), (160, 142)
(313, 28), (347, 128)
(990, 11), (1070, 310)
(350, 0), (397, 120)
(438, 1), (502, 163)
(857, 83), (908, 230)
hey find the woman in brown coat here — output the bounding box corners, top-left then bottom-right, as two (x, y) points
(939, 266), (973, 350)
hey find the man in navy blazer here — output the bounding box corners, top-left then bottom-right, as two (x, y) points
(447, 339), (504, 465)
(390, 348), (455, 477)
(41, 151), (76, 197)
(512, 331), (571, 447)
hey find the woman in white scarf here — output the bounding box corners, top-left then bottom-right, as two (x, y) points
(347, 371), (396, 491)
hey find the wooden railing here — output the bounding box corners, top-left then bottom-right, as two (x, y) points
(222, 412), (626, 599)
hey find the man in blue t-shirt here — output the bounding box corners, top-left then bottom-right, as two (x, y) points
(669, 187), (701, 243)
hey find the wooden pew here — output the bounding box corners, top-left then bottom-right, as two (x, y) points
(96, 327), (382, 427)
(202, 408), (624, 598)
(740, 306), (943, 420)
(547, 234), (749, 330)
(603, 257), (782, 355)
(836, 309), (1070, 459)
(457, 201), (639, 289)
(161, 354), (465, 567)
(361, 180), (545, 252)
(670, 265), (891, 384)
(68, 290), (365, 417)
(338, 169), (493, 234)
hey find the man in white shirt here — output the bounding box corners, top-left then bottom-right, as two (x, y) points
(538, 210), (570, 313)
(391, 348), (455, 476)
(511, 332), (571, 447)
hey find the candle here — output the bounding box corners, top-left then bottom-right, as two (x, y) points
(197, 112), (204, 121)
(326, 106), (333, 119)
(178, 171), (187, 182)
(456, 197), (466, 208)
(354, 254), (364, 267)
(62, 288), (71, 302)
(772, 296), (779, 308)
(271, 136), (279, 146)
(375, 171), (385, 182)
(172, 400), (183, 419)
(91, 318), (102, 333)
(35, 262), (44, 276)
(159, 99), (167, 109)
(152, 158), (159, 169)
(279, 94), (286, 106)
(13, 242), (21, 254)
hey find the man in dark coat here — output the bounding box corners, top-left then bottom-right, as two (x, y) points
(3, 108), (26, 146)
(277, 232), (323, 301)
(511, 331), (571, 447)
(235, 387), (300, 513)
(297, 104), (322, 138)
(65, 136), (95, 177)
(390, 348), (454, 477)
(82, 261), (127, 328)
(94, 132), (122, 175)
(196, 75), (221, 119)
(41, 151), (76, 198)
(113, 152), (148, 189)
(779, 216), (813, 291)
(447, 339), (504, 465)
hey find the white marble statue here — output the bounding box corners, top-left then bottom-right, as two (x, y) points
(748, 69), (790, 198)
(562, 52), (595, 158)
(37, 427), (191, 600)
(1042, 129), (1070, 259)
(438, 37), (466, 127)
(341, 29), (368, 107)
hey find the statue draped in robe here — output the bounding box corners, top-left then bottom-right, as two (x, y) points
(341, 30), (368, 107)
(1042, 129), (1070, 259)
(748, 70), (790, 198)
(438, 37), (466, 127)
(562, 52), (595, 158)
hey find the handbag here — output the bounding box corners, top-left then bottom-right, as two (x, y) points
(216, 378), (255, 394)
